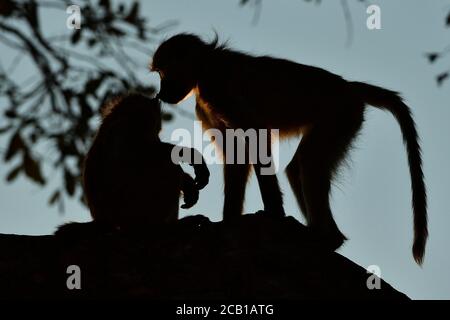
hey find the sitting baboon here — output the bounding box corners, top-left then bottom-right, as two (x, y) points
(150, 33), (427, 264)
(57, 94), (209, 234)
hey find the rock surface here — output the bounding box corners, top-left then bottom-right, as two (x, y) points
(0, 214), (408, 300)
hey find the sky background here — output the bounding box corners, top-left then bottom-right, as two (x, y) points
(0, 0), (449, 299)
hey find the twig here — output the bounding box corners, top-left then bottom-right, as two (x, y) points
(251, 0), (263, 26)
(0, 21), (53, 78)
(340, 0), (354, 47)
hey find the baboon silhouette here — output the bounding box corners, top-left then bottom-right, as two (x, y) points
(151, 33), (427, 264)
(56, 94), (209, 235)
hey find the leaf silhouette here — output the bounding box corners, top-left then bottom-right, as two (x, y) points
(99, 0), (110, 10)
(48, 190), (60, 205)
(4, 109), (17, 118)
(125, 2), (139, 23)
(87, 38), (97, 47)
(5, 132), (25, 161)
(161, 112), (173, 122)
(437, 72), (449, 86)
(6, 165), (22, 183)
(0, 0), (16, 17)
(23, 153), (45, 185)
(0, 125), (12, 134)
(85, 77), (103, 97)
(425, 52), (439, 64)
(64, 169), (76, 196)
(71, 29), (82, 44)
(0, 0), (167, 211)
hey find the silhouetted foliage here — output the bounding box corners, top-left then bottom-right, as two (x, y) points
(0, 0), (175, 211)
(425, 8), (450, 87)
(420, 8), (450, 86)
(425, 11), (450, 86)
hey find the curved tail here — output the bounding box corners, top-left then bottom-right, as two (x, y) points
(350, 81), (428, 265)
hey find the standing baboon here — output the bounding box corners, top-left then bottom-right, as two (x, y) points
(150, 33), (428, 264)
(57, 94), (209, 234)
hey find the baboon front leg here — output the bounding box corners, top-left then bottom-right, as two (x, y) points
(196, 103), (251, 220)
(254, 165), (285, 216)
(285, 143), (307, 220)
(299, 112), (364, 250)
(223, 162), (252, 220)
(253, 131), (285, 216)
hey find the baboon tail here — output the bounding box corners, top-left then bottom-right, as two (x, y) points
(350, 81), (428, 265)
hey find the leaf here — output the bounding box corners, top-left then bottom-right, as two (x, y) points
(30, 132), (38, 143)
(23, 153), (45, 185)
(118, 3), (125, 14)
(84, 77), (103, 97)
(161, 112), (173, 122)
(4, 109), (17, 118)
(64, 169), (76, 196)
(0, 0), (16, 17)
(71, 29), (82, 44)
(6, 165), (22, 183)
(437, 72), (449, 86)
(109, 26), (126, 37)
(4, 132), (25, 161)
(48, 190), (60, 205)
(425, 52), (439, 64)
(138, 27), (146, 40)
(87, 38), (97, 47)
(125, 2), (139, 23)
(79, 193), (88, 207)
(80, 100), (94, 120)
(0, 125), (12, 134)
(57, 195), (65, 214)
(61, 89), (74, 105)
(99, 0), (110, 10)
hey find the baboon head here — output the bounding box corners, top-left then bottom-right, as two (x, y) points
(151, 33), (207, 104)
(101, 94), (162, 138)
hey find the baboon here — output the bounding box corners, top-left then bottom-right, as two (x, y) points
(57, 94), (209, 234)
(150, 33), (428, 264)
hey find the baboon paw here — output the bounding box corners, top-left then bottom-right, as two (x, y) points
(255, 209), (286, 219)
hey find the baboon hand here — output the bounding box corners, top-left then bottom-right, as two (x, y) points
(193, 162), (210, 190)
(181, 173), (199, 209)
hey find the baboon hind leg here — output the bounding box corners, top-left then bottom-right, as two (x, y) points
(285, 142), (308, 220)
(299, 109), (364, 250)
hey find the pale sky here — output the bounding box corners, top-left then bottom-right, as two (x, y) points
(0, 0), (449, 299)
